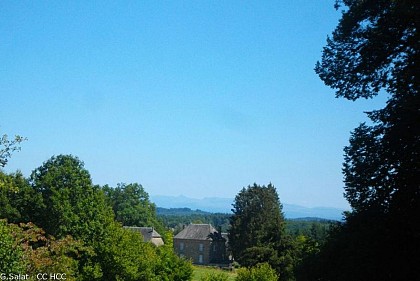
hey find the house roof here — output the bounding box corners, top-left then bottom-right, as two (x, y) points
(123, 226), (162, 242)
(174, 224), (218, 240)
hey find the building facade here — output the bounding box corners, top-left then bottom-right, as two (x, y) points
(174, 224), (228, 265)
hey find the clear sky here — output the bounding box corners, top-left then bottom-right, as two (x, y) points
(1, 1), (386, 209)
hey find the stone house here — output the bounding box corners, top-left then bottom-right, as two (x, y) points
(124, 226), (164, 246)
(174, 224), (228, 265)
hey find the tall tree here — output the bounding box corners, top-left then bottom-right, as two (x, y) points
(310, 0), (419, 279)
(229, 183), (294, 281)
(29, 155), (114, 242)
(102, 182), (163, 231)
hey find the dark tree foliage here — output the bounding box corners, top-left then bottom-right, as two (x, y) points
(315, 0), (418, 101)
(229, 183), (294, 281)
(285, 219), (332, 243)
(305, 1), (419, 280)
(0, 171), (42, 223)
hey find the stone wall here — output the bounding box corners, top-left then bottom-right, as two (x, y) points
(174, 239), (211, 264)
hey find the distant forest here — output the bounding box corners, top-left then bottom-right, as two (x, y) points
(157, 207), (334, 241)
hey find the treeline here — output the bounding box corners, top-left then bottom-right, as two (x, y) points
(157, 207), (333, 241)
(157, 208), (231, 233)
(0, 155), (192, 280)
(0, 153), (334, 281)
(285, 219), (333, 243)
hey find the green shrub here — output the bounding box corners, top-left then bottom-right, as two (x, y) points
(236, 263), (278, 281)
(200, 271), (229, 281)
(0, 220), (25, 273)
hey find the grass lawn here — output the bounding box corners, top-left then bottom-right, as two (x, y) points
(192, 265), (237, 281)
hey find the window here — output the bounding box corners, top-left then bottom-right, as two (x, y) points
(179, 242), (184, 251)
(199, 243), (204, 251)
(199, 255), (203, 264)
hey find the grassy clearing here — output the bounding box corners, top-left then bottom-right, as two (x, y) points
(192, 265), (237, 281)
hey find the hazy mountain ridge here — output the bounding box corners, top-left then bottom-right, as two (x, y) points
(156, 207), (212, 216)
(151, 195), (346, 221)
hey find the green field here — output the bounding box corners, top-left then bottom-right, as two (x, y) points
(192, 265), (237, 281)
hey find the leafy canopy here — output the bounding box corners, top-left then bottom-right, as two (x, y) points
(1, 154), (193, 281)
(304, 0), (420, 280)
(29, 155), (115, 242)
(315, 0), (417, 101)
(102, 182), (164, 233)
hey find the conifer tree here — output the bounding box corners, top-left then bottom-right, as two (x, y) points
(229, 183), (293, 280)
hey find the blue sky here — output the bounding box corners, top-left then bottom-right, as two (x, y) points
(1, 1), (386, 208)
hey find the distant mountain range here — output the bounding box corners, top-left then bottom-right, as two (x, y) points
(151, 195), (346, 221)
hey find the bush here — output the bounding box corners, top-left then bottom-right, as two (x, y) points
(0, 220), (25, 273)
(200, 271), (229, 281)
(154, 243), (193, 281)
(232, 261), (240, 269)
(236, 263), (278, 281)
